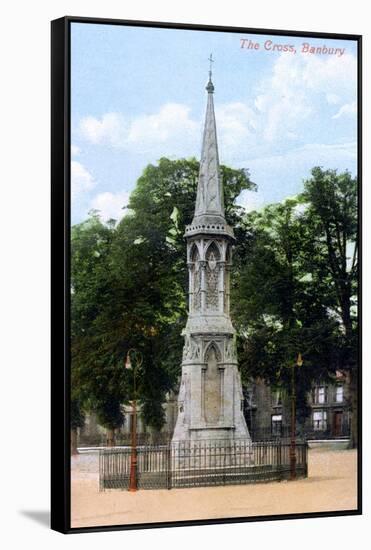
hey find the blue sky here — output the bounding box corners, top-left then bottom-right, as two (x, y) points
(71, 22), (358, 224)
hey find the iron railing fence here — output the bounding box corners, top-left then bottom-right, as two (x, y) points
(79, 431), (172, 448)
(80, 428), (298, 448)
(249, 426), (293, 442)
(115, 431), (172, 446)
(249, 424), (350, 441)
(305, 424), (350, 440)
(99, 439), (308, 491)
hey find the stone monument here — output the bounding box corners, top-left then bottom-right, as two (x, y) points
(172, 62), (251, 446)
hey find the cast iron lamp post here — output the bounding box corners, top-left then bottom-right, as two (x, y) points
(287, 352), (303, 480)
(125, 349), (143, 492)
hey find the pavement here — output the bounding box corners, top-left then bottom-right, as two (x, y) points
(71, 447), (358, 528)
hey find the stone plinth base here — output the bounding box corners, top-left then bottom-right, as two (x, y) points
(171, 438), (253, 471)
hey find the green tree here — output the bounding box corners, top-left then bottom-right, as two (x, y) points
(71, 214), (126, 446)
(301, 167), (358, 447)
(70, 399), (85, 455)
(71, 158), (254, 440)
(232, 198), (342, 429)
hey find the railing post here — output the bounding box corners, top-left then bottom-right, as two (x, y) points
(305, 441), (309, 477)
(128, 398), (138, 492)
(166, 443), (172, 490)
(99, 449), (103, 491)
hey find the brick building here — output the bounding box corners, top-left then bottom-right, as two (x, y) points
(244, 370), (351, 441)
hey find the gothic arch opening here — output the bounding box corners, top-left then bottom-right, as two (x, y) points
(205, 242), (220, 310)
(204, 343), (221, 424)
(190, 243), (201, 312)
(190, 242), (199, 262)
(205, 240), (221, 261)
(204, 341), (222, 363)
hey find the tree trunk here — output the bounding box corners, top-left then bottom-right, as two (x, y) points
(339, 288), (357, 449)
(71, 428), (79, 455)
(348, 369), (358, 449)
(106, 428), (116, 447)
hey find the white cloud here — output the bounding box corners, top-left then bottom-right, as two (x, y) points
(71, 144), (81, 156)
(237, 189), (265, 212)
(246, 141), (357, 174)
(233, 141), (357, 215)
(79, 112), (126, 146)
(216, 53), (356, 162)
(89, 191), (130, 222)
(332, 101), (357, 119)
(79, 104), (200, 156)
(71, 161), (96, 199)
(77, 52), (357, 181)
(127, 103), (199, 154)
(302, 53), (357, 96)
(298, 141), (357, 164)
(254, 55), (313, 142)
(252, 52), (357, 143)
(216, 102), (256, 156)
(326, 93), (341, 105)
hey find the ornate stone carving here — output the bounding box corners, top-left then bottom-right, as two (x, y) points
(205, 242), (220, 311)
(183, 334), (201, 362)
(225, 337), (237, 362)
(185, 314), (235, 335)
(193, 262), (201, 311)
(206, 259), (219, 309)
(182, 335), (190, 360)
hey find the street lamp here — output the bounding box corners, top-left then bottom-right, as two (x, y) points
(288, 352), (303, 481)
(125, 348), (143, 492)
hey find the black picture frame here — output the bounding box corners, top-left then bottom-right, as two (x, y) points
(51, 15), (362, 534)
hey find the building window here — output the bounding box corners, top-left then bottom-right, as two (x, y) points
(272, 390), (282, 406)
(312, 385), (327, 404)
(313, 410), (327, 430)
(271, 414), (282, 436)
(335, 385), (344, 403)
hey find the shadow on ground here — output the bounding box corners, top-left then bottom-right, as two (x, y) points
(20, 510), (50, 528)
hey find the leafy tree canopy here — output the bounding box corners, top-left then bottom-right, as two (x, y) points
(71, 157), (254, 431)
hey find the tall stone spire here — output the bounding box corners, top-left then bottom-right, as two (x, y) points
(193, 60), (225, 227)
(172, 61), (251, 445)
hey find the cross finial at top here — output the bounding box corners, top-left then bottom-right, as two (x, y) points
(208, 53), (214, 78)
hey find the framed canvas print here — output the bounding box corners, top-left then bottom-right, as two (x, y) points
(51, 16), (362, 533)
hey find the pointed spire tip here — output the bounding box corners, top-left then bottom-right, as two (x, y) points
(206, 53), (215, 93)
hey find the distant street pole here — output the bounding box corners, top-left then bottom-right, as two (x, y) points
(289, 352), (303, 481)
(125, 349), (143, 493)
